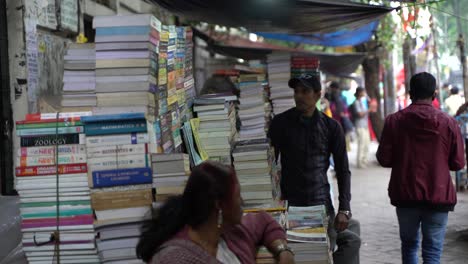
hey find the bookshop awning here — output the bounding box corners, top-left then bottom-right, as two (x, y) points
(150, 0), (394, 34)
(256, 20), (380, 47)
(194, 28), (366, 76)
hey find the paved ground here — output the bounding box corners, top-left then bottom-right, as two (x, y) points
(336, 142), (468, 264)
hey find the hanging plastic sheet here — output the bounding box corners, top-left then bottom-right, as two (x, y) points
(256, 21), (380, 47)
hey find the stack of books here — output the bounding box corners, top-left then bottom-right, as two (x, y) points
(286, 205), (332, 264)
(15, 112), (99, 263)
(291, 54), (320, 78)
(62, 43), (97, 109)
(237, 72), (269, 141)
(151, 153), (191, 204)
(193, 94), (238, 165)
(267, 53), (294, 115)
(233, 139), (274, 207)
(92, 14), (161, 122)
(81, 113), (153, 263)
(184, 27), (196, 110)
(94, 218), (145, 264)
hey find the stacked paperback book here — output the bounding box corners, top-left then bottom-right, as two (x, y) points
(15, 112), (99, 263)
(92, 14), (161, 122)
(151, 153), (191, 204)
(81, 113), (152, 263)
(192, 94), (238, 165)
(267, 53), (294, 115)
(287, 205), (332, 264)
(233, 139), (274, 207)
(62, 43), (96, 108)
(237, 72), (270, 141)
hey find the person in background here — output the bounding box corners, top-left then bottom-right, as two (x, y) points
(377, 72), (465, 264)
(444, 86), (464, 116)
(137, 161), (294, 264)
(354, 87), (370, 169)
(441, 83), (451, 103)
(269, 74), (360, 264)
(328, 82), (354, 151)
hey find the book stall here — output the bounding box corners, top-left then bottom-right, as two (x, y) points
(13, 11), (333, 263)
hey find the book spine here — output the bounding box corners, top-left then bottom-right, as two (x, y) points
(84, 122), (147, 136)
(16, 126), (84, 136)
(20, 134), (85, 147)
(16, 154), (87, 167)
(86, 144), (148, 158)
(91, 188), (153, 210)
(15, 163), (88, 177)
(91, 167), (152, 188)
(88, 154), (149, 172)
(85, 133), (148, 147)
(18, 145), (86, 157)
(25, 112), (91, 121)
(16, 121), (83, 129)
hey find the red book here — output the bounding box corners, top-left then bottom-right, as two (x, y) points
(21, 215), (94, 229)
(16, 163), (88, 177)
(16, 117), (81, 125)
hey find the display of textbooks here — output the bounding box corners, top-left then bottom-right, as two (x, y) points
(14, 112), (99, 263)
(82, 112), (152, 263)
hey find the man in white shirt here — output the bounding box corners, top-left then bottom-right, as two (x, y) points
(444, 87), (465, 116)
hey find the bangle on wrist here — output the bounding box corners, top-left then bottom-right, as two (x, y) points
(274, 244), (294, 258)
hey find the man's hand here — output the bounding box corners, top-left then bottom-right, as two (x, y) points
(334, 213), (349, 232)
(278, 251), (295, 264)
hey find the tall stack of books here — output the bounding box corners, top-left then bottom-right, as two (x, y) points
(175, 27), (187, 123)
(237, 72), (269, 141)
(233, 139), (274, 207)
(153, 25), (174, 154)
(193, 94), (238, 165)
(286, 205), (332, 264)
(14, 112), (99, 263)
(151, 153), (191, 204)
(184, 27), (196, 109)
(81, 113), (153, 263)
(92, 14), (161, 123)
(62, 43), (97, 109)
(267, 52), (294, 115)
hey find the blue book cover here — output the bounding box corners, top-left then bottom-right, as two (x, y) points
(84, 120), (148, 136)
(96, 26), (151, 36)
(81, 113), (146, 123)
(92, 167), (152, 188)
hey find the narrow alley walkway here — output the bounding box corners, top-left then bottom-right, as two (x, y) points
(337, 142), (468, 264)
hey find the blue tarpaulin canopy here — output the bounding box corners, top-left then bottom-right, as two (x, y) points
(256, 20), (379, 47)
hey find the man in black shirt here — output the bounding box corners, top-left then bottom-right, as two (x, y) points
(268, 74), (360, 264)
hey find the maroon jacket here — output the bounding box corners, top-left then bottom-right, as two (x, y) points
(151, 211), (285, 264)
(377, 101), (465, 211)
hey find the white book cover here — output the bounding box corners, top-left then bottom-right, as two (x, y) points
(63, 76), (96, 83)
(95, 206), (151, 221)
(86, 144), (147, 158)
(97, 237), (139, 252)
(17, 144), (86, 157)
(86, 133), (149, 147)
(87, 154), (148, 172)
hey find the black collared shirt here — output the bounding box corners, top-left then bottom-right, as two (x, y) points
(268, 107), (351, 213)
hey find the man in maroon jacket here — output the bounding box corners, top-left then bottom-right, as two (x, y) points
(377, 72), (465, 264)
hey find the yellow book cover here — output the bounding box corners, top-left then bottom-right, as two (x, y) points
(190, 118), (209, 161)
